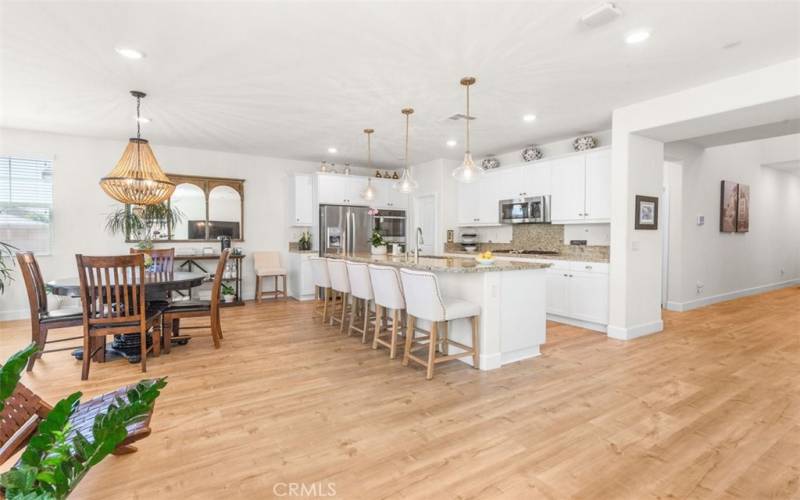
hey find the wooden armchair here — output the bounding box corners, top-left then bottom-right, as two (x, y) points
(16, 252), (83, 372)
(0, 381), (156, 465)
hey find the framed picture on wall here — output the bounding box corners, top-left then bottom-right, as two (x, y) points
(634, 195), (658, 230)
(736, 183), (750, 233)
(720, 180), (738, 233)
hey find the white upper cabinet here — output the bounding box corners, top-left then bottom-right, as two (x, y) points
(550, 155), (587, 223)
(374, 178), (408, 209)
(457, 179), (481, 225)
(289, 174), (313, 226)
(457, 172), (501, 226)
(522, 161), (552, 197)
(316, 174), (368, 205)
(550, 147), (611, 224)
(584, 149), (611, 222)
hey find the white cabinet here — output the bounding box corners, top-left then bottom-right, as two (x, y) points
(493, 162), (551, 200)
(456, 173), (500, 226)
(546, 268), (570, 317)
(584, 149), (611, 222)
(550, 148), (611, 224)
(544, 260), (609, 326)
(289, 174), (313, 226)
(316, 174), (368, 205)
(371, 178), (408, 209)
(550, 155), (587, 223)
(288, 253), (315, 300)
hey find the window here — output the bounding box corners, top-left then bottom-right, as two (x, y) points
(0, 156), (53, 254)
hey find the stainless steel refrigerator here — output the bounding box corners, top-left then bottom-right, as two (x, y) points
(319, 204), (373, 256)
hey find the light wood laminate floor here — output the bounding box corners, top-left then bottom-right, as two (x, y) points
(0, 287), (798, 499)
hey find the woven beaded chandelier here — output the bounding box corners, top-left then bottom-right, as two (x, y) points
(100, 91), (175, 205)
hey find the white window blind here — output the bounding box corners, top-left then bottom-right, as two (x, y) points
(0, 156), (53, 254)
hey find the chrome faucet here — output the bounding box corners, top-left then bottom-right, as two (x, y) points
(414, 227), (424, 262)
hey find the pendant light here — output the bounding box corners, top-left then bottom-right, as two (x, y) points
(394, 108), (418, 193)
(361, 128), (377, 201)
(100, 91), (175, 205)
(452, 77), (483, 184)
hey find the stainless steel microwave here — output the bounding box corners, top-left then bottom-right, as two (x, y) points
(498, 195), (551, 224)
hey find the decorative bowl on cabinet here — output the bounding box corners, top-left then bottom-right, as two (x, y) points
(521, 145), (543, 162)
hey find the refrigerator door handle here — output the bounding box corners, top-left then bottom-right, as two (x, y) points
(351, 211), (356, 255)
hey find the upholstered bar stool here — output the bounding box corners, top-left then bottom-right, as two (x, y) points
(368, 264), (407, 359)
(253, 251), (287, 302)
(309, 257), (332, 323)
(399, 268), (480, 380)
(345, 261), (376, 343)
(326, 258), (351, 333)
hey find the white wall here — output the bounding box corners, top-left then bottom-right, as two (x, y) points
(665, 134), (800, 310)
(0, 127), (324, 319)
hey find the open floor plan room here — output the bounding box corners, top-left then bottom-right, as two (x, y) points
(1, 288), (798, 498)
(1, 1), (799, 499)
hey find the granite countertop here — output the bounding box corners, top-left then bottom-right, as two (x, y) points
(325, 253), (550, 273)
(288, 249), (316, 254)
(445, 250), (610, 263)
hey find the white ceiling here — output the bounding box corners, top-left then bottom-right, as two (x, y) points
(2, 1), (799, 168)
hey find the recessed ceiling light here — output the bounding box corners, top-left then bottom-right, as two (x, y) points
(523, 114), (537, 122)
(135, 116), (151, 124)
(327, 147), (338, 154)
(446, 139), (457, 147)
(625, 30), (650, 45)
(115, 47), (145, 59)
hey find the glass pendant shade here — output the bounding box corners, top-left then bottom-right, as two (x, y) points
(452, 152), (483, 184)
(100, 90), (175, 205)
(394, 168), (418, 193)
(362, 177), (376, 200)
(100, 138), (175, 205)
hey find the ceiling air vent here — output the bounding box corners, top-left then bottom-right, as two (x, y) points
(448, 113), (475, 121)
(580, 2), (622, 27)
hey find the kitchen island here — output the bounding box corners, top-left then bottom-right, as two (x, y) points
(327, 253), (551, 371)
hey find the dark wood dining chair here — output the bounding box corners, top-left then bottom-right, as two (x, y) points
(16, 252), (83, 372)
(129, 247), (175, 273)
(75, 254), (163, 380)
(161, 249), (230, 351)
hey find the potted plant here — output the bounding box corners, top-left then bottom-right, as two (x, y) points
(370, 230), (387, 255)
(0, 344), (167, 499)
(0, 240), (16, 294)
(221, 283), (235, 302)
(105, 203), (183, 250)
(298, 231), (312, 251)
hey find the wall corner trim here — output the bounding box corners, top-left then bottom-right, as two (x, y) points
(607, 320), (663, 340)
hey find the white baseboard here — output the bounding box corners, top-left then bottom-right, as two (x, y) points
(666, 279), (800, 312)
(547, 314), (607, 333)
(607, 320), (663, 340)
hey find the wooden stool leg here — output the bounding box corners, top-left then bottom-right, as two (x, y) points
(402, 315), (415, 367)
(81, 330), (91, 380)
(283, 275), (287, 299)
(211, 315), (221, 349)
(389, 309), (400, 359)
(441, 320), (449, 356)
(163, 315), (172, 354)
(152, 319), (161, 357)
(140, 326), (148, 373)
(372, 305), (383, 349)
(340, 293), (349, 334)
(274, 276), (278, 299)
(329, 291), (337, 326)
(471, 315), (480, 369)
(362, 299), (370, 344)
(256, 276), (261, 303)
(27, 323), (46, 371)
(426, 321), (438, 380)
(322, 288), (329, 323)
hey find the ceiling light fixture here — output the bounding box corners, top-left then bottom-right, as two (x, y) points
(523, 114), (537, 122)
(625, 30), (651, 44)
(115, 47), (145, 59)
(361, 128), (376, 201)
(394, 108), (418, 194)
(100, 91), (175, 205)
(446, 139), (457, 147)
(452, 77), (483, 184)
(327, 147), (338, 154)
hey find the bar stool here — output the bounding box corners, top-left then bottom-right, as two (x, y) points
(368, 264), (406, 359)
(254, 251), (287, 301)
(399, 268), (480, 380)
(310, 257), (332, 323)
(345, 261), (375, 343)
(326, 258), (351, 333)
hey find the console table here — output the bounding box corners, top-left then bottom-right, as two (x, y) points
(176, 253), (246, 306)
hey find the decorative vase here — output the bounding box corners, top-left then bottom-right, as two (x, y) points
(521, 145), (543, 162)
(481, 156), (500, 169)
(573, 135), (597, 151)
(223, 294), (234, 303)
(371, 245), (387, 255)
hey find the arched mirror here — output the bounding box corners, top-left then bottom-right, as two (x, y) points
(170, 183), (206, 240)
(208, 185), (242, 240)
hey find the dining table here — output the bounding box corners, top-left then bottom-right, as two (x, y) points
(48, 270), (206, 363)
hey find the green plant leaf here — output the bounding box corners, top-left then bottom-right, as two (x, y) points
(0, 343), (39, 412)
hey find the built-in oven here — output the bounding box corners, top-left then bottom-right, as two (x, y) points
(499, 195), (551, 224)
(372, 209), (407, 243)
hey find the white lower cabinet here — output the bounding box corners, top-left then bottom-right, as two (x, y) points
(544, 261), (609, 327)
(288, 253), (315, 300)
